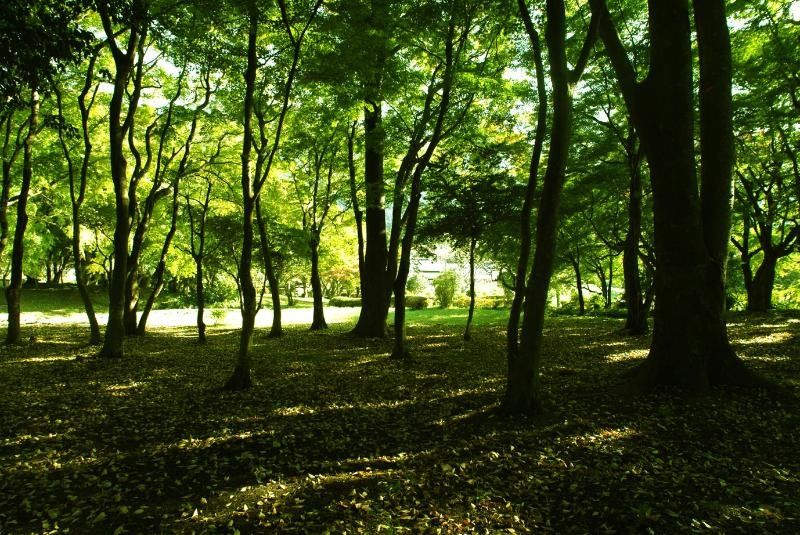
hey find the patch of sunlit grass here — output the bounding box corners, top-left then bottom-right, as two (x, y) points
(605, 349), (649, 362)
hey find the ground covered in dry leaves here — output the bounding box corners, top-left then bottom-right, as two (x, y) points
(1, 310), (799, 533)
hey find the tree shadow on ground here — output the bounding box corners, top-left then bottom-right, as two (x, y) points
(0, 314), (798, 533)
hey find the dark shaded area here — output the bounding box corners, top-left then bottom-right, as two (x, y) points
(0, 314), (798, 532)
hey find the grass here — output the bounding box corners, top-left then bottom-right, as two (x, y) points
(0, 307), (799, 533)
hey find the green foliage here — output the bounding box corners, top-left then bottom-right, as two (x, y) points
(329, 296), (361, 307)
(406, 274), (427, 295)
(405, 295), (429, 310)
(452, 294), (509, 309)
(432, 270), (459, 308)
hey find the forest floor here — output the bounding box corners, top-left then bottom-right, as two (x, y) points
(1, 309), (799, 533)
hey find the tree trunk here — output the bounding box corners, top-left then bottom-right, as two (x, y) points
(591, 0), (755, 391)
(136, 181), (180, 335)
(504, 0), (594, 414)
(463, 236), (477, 341)
(255, 197), (282, 337)
(623, 150), (647, 333)
(507, 0), (548, 360)
(747, 253), (776, 312)
(225, 10), (258, 390)
(570, 253), (584, 315)
(227, 198), (256, 390)
(309, 232), (327, 330)
(391, 180), (423, 360)
(98, 8), (144, 359)
(347, 121), (366, 297)
(352, 103), (389, 337)
(5, 92), (38, 345)
(195, 260), (206, 343)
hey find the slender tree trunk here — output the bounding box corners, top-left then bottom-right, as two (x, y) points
(347, 121), (366, 297)
(225, 10), (258, 390)
(570, 253), (584, 315)
(137, 181), (180, 335)
(508, 0), (548, 359)
(747, 253), (776, 312)
(352, 103), (389, 337)
(255, 196), (282, 337)
(391, 180), (423, 360)
(5, 92), (38, 345)
(623, 150), (646, 333)
(463, 236), (477, 341)
(195, 259), (206, 342)
(0, 162), (12, 264)
(504, 0), (596, 414)
(227, 199), (256, 389)
(309, 232), (327, 330)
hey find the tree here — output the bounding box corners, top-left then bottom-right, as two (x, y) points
(588, 0), (758, 390)
(504, 0), (599, 414)
(53, 50), (104, 343)
(224, 0), (322, 390)
(284, 102), (348, 331)
(732, 132), (799, 311)
(96, 0), (149, 358)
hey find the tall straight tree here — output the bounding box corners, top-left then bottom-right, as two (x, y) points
(225, 0), (322, 389)
(351, 0), (392, 337)
(588, 0), (757, 390)
(504, 0), (598, 414)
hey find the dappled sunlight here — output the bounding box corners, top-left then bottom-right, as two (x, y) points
(734, 332), (793, 345)
(605, 348), (649, 362)
(1, 314), (798, 533)
(4, 354), (75, 364)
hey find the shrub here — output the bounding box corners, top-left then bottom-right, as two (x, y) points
(329, 296), (361, 307)
(406, 274), (428, 295)
(405, 295), (429, 310)
(453, 294), (508, 309)
(390, 294), (429, 309)
(432, 270), (459, 308)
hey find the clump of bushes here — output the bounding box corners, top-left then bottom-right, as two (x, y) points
(390, 295), (430, 309)
(405, 295), (429, 310)
(432, 270), (459, 308)
(452, 294), (509, 309)
(329, 296), (361, 307)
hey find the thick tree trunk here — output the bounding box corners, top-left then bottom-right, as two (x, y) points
(5, 93), (38, 345)
(463, 236), (476, 341)
(747, 254), (776, 312)
(352, 104), (389, 337)
(309, 233), (327, 330)
(98, 8), (144, 359)
(591, 0), (755, 391)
